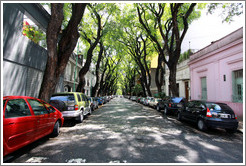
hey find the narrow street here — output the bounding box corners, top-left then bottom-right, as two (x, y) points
(5, 97), (243, 163)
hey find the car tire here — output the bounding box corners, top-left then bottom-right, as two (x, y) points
(177, 112), (182, 121)
(197, 119), (207, 131)
(77, 112), (84, 123)
(164, 107), (168, 115)
(51, 121), (60, 137)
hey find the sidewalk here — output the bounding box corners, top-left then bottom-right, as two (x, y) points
(238, 120), (243, 133)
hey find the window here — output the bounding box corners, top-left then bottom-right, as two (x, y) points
(5, 99), (31, 118)
(232, 69), (243, 102)
(28, 99), (48, 115)
(77, 94), (82, 102)
(201, 77), (207, 100)
(44, 103), (56, 113)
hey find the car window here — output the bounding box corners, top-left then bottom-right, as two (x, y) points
(206, 103), (222, 111)
(5, 99), (31, 118)
(171, 97), (183, 103)
(187, 102), (195, 108)
(44, 103), (56, 113)
(82, 95), (87, 101)
(28, 99), (49, 115)
(3, 100), (6, 111)
(77, 94), (82, 102)
(50, 94), (75, 102)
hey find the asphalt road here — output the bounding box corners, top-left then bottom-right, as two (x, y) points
(4, 97), (243, 163)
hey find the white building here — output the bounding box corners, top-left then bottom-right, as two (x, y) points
(164, 59), (190, 100)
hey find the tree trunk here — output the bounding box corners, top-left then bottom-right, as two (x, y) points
(76, 4), (102, 93)
(39, 3), (87, 102)
(91, 42), (104, 97)
(168, 63), (179, 97)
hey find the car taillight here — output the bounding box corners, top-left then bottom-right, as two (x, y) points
(235, 114), (238, 119)
(169, 103), (171, 107)
(206, 108), (212, 118)
(75, 105), (79, 110)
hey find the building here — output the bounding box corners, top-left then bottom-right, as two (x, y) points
(63, 54), (96, 96)
(3, 3), (64, 97)
(189, 27), (243, 120)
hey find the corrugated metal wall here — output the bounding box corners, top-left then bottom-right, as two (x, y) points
(3, 3), (63, 97)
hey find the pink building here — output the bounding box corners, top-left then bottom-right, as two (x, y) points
(189, 27), (243, 120)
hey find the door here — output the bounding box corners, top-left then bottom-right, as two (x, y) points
(3, 99), (36, 151)
(201, 77), (207, 100)
(185, 81), (189, 101)
(27, 99), (51, 139)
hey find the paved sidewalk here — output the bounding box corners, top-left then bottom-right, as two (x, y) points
(238, 120), (243, 133)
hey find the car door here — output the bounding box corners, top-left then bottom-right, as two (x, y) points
(182, 101), (195, 121)
(27, 99), (51, 139)
(81, 94), (89, 114)
(3, 98), (36, 151)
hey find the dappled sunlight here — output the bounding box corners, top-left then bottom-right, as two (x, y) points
(197, 141), (221, 151)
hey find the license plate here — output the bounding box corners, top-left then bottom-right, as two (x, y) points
(219, 114), (231, 118)
(67, 106), (74, 111)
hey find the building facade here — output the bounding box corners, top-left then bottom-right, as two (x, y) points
(63, 55), (96, 96)
(189, 27), (243, 120)
(164, 59), (190, 100)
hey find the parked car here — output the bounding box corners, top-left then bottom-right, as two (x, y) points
(177, 100), (238, 133)
(149, 98), (162, 109)
(140, 97), (146, 104)
(93, 97), (99, 109)
(95, 97), (104, 105)
(3, 96), (64, 157)
(50, 92), (91, 123)
(88, 97), (98, 111)
(162, 97), (187, 115)
(131, 96), (137, 101)
(143, 97), (154, 106)
(136, 97), (141, 103)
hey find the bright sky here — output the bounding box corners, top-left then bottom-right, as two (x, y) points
(181, 8), (244, 53)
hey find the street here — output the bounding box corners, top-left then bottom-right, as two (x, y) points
(4, 97), (243, 163)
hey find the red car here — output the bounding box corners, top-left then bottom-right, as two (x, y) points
(3, 96), (64, 157)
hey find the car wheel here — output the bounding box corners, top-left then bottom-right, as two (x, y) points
(177, 112), (182, 121)
(51, 121), (60, 137)
(225, 128), (237, 133)
(197, 119), (207, 131)
(164, 107), (168, 115)
(77, 112), (84, 123)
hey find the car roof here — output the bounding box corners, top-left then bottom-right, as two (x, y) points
(190, 100), (228, 105)
(3, 96), (38, 100)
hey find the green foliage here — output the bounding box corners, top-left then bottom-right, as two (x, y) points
(23, 24), (46, 44)
(133, 84), (143, 96)
(207, 3), (243, 23)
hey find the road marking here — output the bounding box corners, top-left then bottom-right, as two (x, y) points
(66, 158), (86, 163)
(25, 157), (48, 163)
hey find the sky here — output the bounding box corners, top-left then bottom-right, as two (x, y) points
(181, 8), (244, 53)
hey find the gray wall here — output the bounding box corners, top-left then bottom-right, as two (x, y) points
(3, 3), (63, 97)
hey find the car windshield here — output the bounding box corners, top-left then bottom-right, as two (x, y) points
(171, 97), (183, 103)
(50, 94), (75, 102)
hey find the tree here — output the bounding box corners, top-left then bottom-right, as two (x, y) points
(137, 3), (200, 96)
(39, 3), (87, 102)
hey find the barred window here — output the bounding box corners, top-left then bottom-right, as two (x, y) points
(232, 69), (243, 103)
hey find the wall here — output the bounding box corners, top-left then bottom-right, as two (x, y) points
(3, 4), (63, 98)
